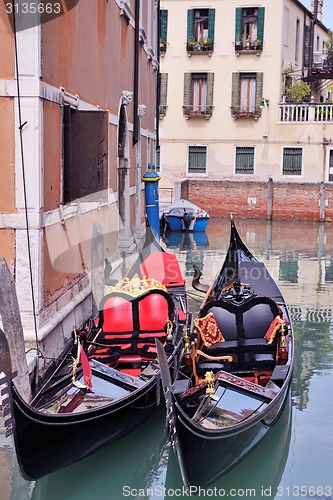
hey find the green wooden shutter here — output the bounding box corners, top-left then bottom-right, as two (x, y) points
(160, 10), (168, 43)
(159, 73), (168, 115)
(207, 73), (214, 115)
(257, 7), (265, 43)
(187, 9), (194, 41)
(184, 73), (192, 114)
(231, 73), (240, 117)
(208, 9), (215, 46)
(304, 25), (310, 67)
(235, 8), (242, 39)
(255, 72), (263, 117)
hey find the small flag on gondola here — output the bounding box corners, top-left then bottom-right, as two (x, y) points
(80, 344), (93, 389)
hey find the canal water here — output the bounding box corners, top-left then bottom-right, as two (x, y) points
(1, 218), (333, 500)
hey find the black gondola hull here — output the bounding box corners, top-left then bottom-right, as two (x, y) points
(158, 217), (294, 489)
(173, 377), (291, 489)
(11, 377), (160, 480)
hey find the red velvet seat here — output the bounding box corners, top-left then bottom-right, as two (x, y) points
(140, 252), (185, 288)
(91, 288), (175, 373)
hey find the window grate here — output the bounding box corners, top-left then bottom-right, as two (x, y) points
(283, 147), (302, 175)
(188, 146), (207, 173)
(235, 146), (254, 174)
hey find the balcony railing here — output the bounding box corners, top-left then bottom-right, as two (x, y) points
(235, 40), (263, 53)
(230, 105), (261, 119)
(312, 50), (333, 71)
(183, 105), (213, 118)
(279, 102), (333, 122)
(186, 40), (213, 54)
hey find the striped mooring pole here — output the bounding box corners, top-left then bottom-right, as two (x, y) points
(142, 163), (161, 240)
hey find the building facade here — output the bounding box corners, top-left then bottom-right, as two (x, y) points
(0, 0), (158, 367)
(159, 0), (333, 220)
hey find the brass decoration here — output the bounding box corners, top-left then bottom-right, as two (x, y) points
(183, 326), (191, 353)
(166, 318), (174, 341)
(106, 274), (167, 297)
(205, 371), (216, 396)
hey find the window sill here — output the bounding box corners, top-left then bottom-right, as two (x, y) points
(235, 48), (262, 57)
(187, 50), (213, 57)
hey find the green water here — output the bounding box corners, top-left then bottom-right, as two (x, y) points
(1, 219), (333, 500)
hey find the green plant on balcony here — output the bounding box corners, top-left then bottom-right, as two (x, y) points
(285, 80), (311, 103)
(160, 38), (167, 52)
(187, 38), (197, 51)
(199, 38), (212, 50)
(235, 34), (242, 49)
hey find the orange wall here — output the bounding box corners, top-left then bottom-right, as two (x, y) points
(43, 101), (61, 211)
(0, 7), (14, 78)
(41, 1), (156, 125)
(42, 1), (134, 114)
(0, 229), (15, 271)
(0, 98), (15, 213)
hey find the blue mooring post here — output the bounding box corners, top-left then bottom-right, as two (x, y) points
(142, 163), (161, 240)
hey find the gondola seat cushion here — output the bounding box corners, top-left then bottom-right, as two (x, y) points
(95, 287), (175, 367)
(194, 313), (225, 347)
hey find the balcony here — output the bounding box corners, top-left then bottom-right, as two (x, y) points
(186, 39), (213, 56)
(230, 105), (261, 120)
(160, 40), (167, 55)
(235, 39), (263, 55)
(279, 102), (333, 123)
(183, 105), (213, 119)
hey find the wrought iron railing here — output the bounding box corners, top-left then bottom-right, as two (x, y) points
(186, 40), (213, 53)
(183, 105), (213, 117)
(234, 40), (263, 51)
(230, 105), (261, 119)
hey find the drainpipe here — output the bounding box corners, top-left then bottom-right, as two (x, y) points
(308, 0), (319, 88)
(133, 0), (140, 146)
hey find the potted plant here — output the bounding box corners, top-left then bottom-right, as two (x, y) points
(187, 38), (196, 51)
(201, 38), (211, 51)
(235, 34), (242, 50)
(160, 38), (166, 52)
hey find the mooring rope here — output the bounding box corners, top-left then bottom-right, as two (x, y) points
(12, 1), (40, 385)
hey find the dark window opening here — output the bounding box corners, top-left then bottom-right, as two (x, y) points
(188, 145), (207, 174)
(282, 147), (302, 175)
(63, 107), (108, 203)
(235, 146), (255, 174)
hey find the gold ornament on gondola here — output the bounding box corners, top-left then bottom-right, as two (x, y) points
(106, 274), (167, 297)
(205, 371), (216, 396)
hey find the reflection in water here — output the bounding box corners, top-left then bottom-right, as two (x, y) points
(1, 219), (333, 498)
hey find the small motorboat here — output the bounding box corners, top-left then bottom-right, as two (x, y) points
(161, 199), (209, 232)
(156, 217), (294, 489)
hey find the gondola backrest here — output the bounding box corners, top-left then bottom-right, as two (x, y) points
(200, 296), (281, 342)
(99, 289), (174, 334)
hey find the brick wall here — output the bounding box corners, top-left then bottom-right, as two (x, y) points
(181, 179), (333, 221)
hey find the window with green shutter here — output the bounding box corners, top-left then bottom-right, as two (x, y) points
(235, 147), (255, 174)
(160, 10), (168, 53)
(234, 7), (264, 51)
(188, 146), (207, 174)
(282, 148), (302, 175)
(187, 8), (214, 52)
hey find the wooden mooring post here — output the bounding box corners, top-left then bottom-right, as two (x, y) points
(0, 258), (32, 402)
(91, 223), (105, 316)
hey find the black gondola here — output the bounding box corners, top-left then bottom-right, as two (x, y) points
(156, 217), (294, 489)
(0, 226), (189, 481)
